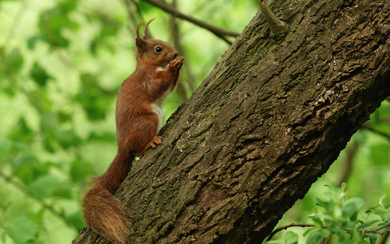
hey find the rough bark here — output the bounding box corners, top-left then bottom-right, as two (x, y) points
(74, 0), (390, 243)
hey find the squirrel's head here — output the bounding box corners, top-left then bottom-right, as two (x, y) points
(135, 19), (179, 69)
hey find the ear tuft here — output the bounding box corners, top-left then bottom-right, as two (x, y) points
(136, 21), (145, 39)
(135, 19), (156, 51)
(143, 18), (155, 40)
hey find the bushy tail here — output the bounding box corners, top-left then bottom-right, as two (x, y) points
(82, 153), (134, 244)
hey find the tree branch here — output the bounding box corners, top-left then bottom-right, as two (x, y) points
(123, 0), (144, 35)
(361, 124), (390, 142)
(168, 0), (190, 103)
(140, 0), (239, 44)
(267, 223), (314, 240)
(267, 222), (390, 241)
(257, 0), (288, 37)
(336, 141), (359, 188)
(365, 223), (390, 234)
(379, 230), (390, 244)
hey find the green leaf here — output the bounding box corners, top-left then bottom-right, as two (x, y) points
(65, 210), (85, 229)
(340, 182), (347, 192)
(384, 210), (390, 221)
(357, 219), (381, 229)
(5, 216), (38, 244)
(29, 174), (61, 198)
(40, 113), (59, 152)
(12, 154), (37, 171)
(29, 89), (52, 112)
(284, 231), (298, 244)
(0, 139), (13, 162)
(364, 232), (377, 244)
(70, 159), (92, 182)
(317, 229), (331, 238)
(311, 215), (323, 228)
(30, 62), (51, 87)
(315, 198), (330, 211)
(306, 231), (322, 244)
(303, 227), (316, 238)
(12, 154), (48, 185)
(343, 203), (358, 218)
(2, 84), (16, 97)
(8, 117), (34, 142)
(43, 136), (56, 153)
(87, 131), (116, 142)
(366, 205), (380, 214)
(372, 209), (387, 216)
(58, 111), (71, 123)
(55, 129), (82, 149)
(6, 48), (24, 70)
(138, 1), (155, 13)
(344, 220), (358, 229)
(350, 211), (358, 221)
(27, 35), (45, 49)
(28, 173), (72, 198)
(75, 73), (115, 121)
(339, 241), (355, 244)
(384, 202), (390, 209)
(342, 197), (365, 218)
(379, 193), (387, 207)
(40, 112), (58, 133)
(0, 186), (12, 209)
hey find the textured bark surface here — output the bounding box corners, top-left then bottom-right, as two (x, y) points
(74, 0), (390, 243)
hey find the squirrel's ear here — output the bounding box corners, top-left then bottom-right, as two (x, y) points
(135, 37), (148, 53)
(136, 21), (145, 39)
(142, 18), (155, 40)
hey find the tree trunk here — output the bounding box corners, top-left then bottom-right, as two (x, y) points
(74, 0), (390, 243)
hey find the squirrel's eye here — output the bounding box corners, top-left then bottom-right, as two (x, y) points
(154, 46), (163, 53)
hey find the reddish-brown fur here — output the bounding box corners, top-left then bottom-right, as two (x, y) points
(82, 19), (184, 244)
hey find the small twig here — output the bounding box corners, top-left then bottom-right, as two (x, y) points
(379, 230), (389, 244)
(267, 223), (314, 240)
(140, 0), (238, 45)
(365, 222), (390, 234)
(257, 0), (288, 37)
(361, 124), (390, 142)
(168, 0), (193, 102)
(337, 141), (359, 188)
(266, 222), (390, 241)
(123, 0), (144, 35)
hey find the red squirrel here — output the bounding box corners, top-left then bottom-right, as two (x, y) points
(82, 19), (184, 244)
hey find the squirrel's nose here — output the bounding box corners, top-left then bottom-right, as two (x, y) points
(173, 51), (178, 58)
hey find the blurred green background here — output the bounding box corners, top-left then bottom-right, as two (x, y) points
(0, 0), (389, 243)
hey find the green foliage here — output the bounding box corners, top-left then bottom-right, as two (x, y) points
(0, 0), (257, 243)
(29, 62), (51, 87)
(284, 231), (299, 244)
(1, 0), (389, 244)
(5, 216), (39, 244)
(267, 184), (390, 244)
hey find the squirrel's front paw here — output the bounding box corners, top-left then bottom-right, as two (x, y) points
(169, 57), (184, 69)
